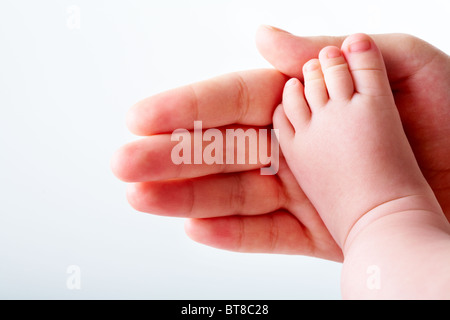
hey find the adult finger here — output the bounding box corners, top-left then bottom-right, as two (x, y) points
(184, 212), (344, 262)
(111, 125), (279, 182)
(126, 170), (286, 218)
(127, 69), (288, 136)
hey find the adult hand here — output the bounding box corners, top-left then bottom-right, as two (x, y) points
(111, 27), (449, 262)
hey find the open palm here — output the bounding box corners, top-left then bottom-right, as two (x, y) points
(111, 28), (450, 262)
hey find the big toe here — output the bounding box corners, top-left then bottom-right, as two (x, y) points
(341, 33), (392, 97)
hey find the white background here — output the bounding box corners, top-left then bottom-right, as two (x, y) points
(0, 0), (448, 299)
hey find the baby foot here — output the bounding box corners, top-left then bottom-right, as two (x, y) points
(273, 33), (441, 248)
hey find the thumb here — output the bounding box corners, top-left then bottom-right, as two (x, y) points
(256, 26), (438, 84)
(255, 25), (344, 80)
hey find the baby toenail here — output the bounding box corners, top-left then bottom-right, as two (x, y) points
(304, 61), (320, 72)
(326, 48), (341, 58)
(348, 39), (371, 53)
(286, 78), (299, 86)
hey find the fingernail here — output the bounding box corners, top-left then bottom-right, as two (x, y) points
(262, 25), (291, 34)
(348, 39), (371, 53)
(286, 78), (299, 87)
(326, 47), (342, 58)
(303, 60), (320, 72)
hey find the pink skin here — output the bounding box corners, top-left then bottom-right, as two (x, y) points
(274, 35), (441, 247)
(274, 33), (450, 299)
(111, 29), (450, 263)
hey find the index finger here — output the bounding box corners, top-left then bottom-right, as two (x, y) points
(126, 69), (288, 136)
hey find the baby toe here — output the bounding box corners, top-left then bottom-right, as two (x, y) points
(303, 59), (328, 109)
(281, 78), (311, 130)
(341, 33), (392, 97)
(318, 46), (354, 101)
